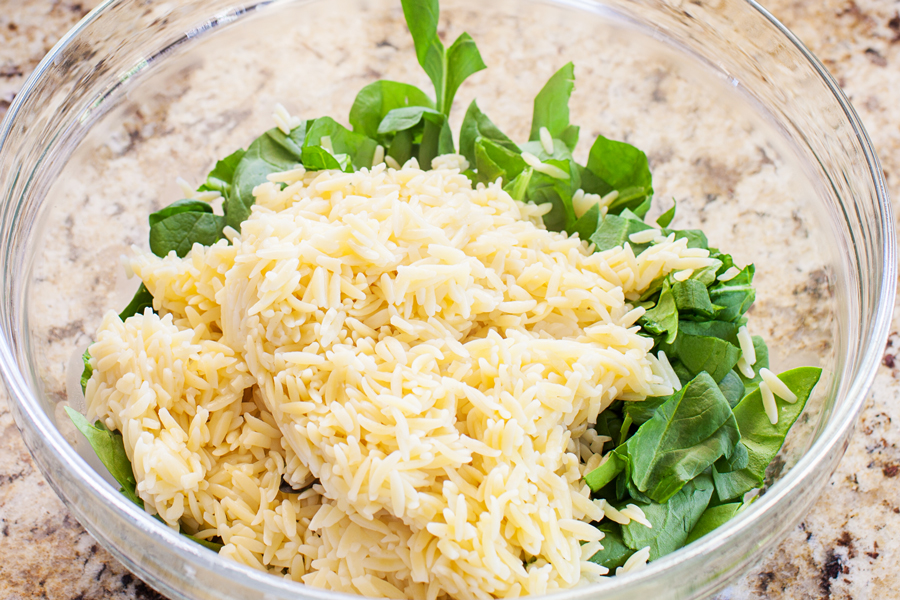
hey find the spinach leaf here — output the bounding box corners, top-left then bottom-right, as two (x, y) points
(444, 33), (487, 114)
(586, 134), (653, 213)
(713, 367), (822, 501)
(585, 452), (626, 492)
(678, 320), (739, 345)
(118, 283), (155, 321)
(589, 213), (653, 253)
(459, 100), (519, 168)
(227, 127), (305, 229)
(595, 409), (625, 447)
(656, 200), (676, 228)
(588, 523), (633, 571)
(738, 336), (769, 388)
(305, 116), (378, 170)
(638, 281), (678, 344)
(80, 349), (93, 394)
(620, 472), (714, 560)
(709, 265), (755, 322)
(572, 203), (601, 243)
(529, 62), (580, 151)
(668, 334), (741, 383)
(717, 369), (746, 409)
(502, 167), (533, 201)
(149, 199), (212, 227)
(623, 395), (669, 427)
(714, 437), (749, 473)
(388, 128), (415, 165)
(64, 407), (141, 507)
(400, 0), (485, 114)
(527, 159), (580, 232)
(671, 279), (716, 319)
(149, 212), (225, 259)
(620, 372), (740, 503)
(474, 138), (527, 184)
(377, 106), (444, 134)
(197, 148), (245, 197)
(664, 228), (709, 250)
(349, 80), (434, 140)
(300, 146), (348, 172)
(684, 501), (742, 545)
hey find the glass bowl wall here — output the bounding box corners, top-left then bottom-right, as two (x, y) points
(0, 1), (893, 599)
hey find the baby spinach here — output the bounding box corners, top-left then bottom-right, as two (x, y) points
(572, 203), (601, 242)
(65, 407), (142, 507)
(227, 127), (305, 229)
(459, 100), (519, 168)
(671, 279), (716, 319)
(527, 159), (580, 232)
(149, 210), (225, 259)
(684, 501), (742, 545)
(305, 117), (379, 170)
(349, 80), (434, 140)
(656, 200), (676, 227)
(638, 280), (678, 344)
(620, 473), (714, 560)
(585, 452), (626, 492)
(66, 407), (226, 552)
(717, 370), (746, 408)
(616, 372), (740, 503)
(677, 320), (740, 345)
(400, 0), (486, 115)
(80, 349), (93, 394)
(589, 213), (653, 253)
(118, 283), (155, 321)
(197, 148), (245, 197)
(713, 367), (822, 501)
(529, 62), (579, 151)
(709, 265), (756, 322)
(585, 134), (653, 214)
(474, 138), (527, 184)
(588, 523), (634, 571)
(667, 334), (740, 383)
(148, 199), (213, 227)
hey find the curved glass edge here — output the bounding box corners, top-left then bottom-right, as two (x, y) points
(0, 0), (894, 599)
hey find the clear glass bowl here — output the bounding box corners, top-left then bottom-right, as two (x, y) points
(0, 1), (894, 599)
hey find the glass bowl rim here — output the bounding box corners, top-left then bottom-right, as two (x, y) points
(0, 0), (895, 598)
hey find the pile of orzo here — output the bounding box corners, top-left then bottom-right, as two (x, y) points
(83, 159), (719, 599)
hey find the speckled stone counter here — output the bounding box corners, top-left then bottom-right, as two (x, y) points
(1, 1), (899, 599)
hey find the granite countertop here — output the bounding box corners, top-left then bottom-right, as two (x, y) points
(1, 1), (900, 599)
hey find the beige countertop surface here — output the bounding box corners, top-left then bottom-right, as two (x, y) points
(2, 1), (900, 599)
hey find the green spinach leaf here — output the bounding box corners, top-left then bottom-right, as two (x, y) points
(197, 148), (245, 197)
(80, 349), (93, 394)
(585, 134), (653, 213)
(638, 280), (678, 344)
(502, 167), (533, 201)
(709, 265), (756, 322)
(684, 501), (742, 545)
(589, 213), (653, 253)
(713, 367), (822, 501)
(588, 523), (633, 571)
(620, 372), (740, 503)
(527, 159), (580, 232)
(656, 200), (676, 228)
(149, 199), (213, 227)
(349, 80), (434, 140)
(717, 369), (746, 409)
(118, 283), (155, 321)
(459, 100), (519, 168)
(64, 407), (141, 506)
(300, 146), (348, 172)
(149, 212), (225, 259)
(620, 472), (714, 560)
(305, 116), (378, 170)
(474, 138), (527, 184)
(671, 279), (715, 319)
(529, 62), (579, 151)
(400, 0), (485, 114)
(667, 334), (741, 383)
